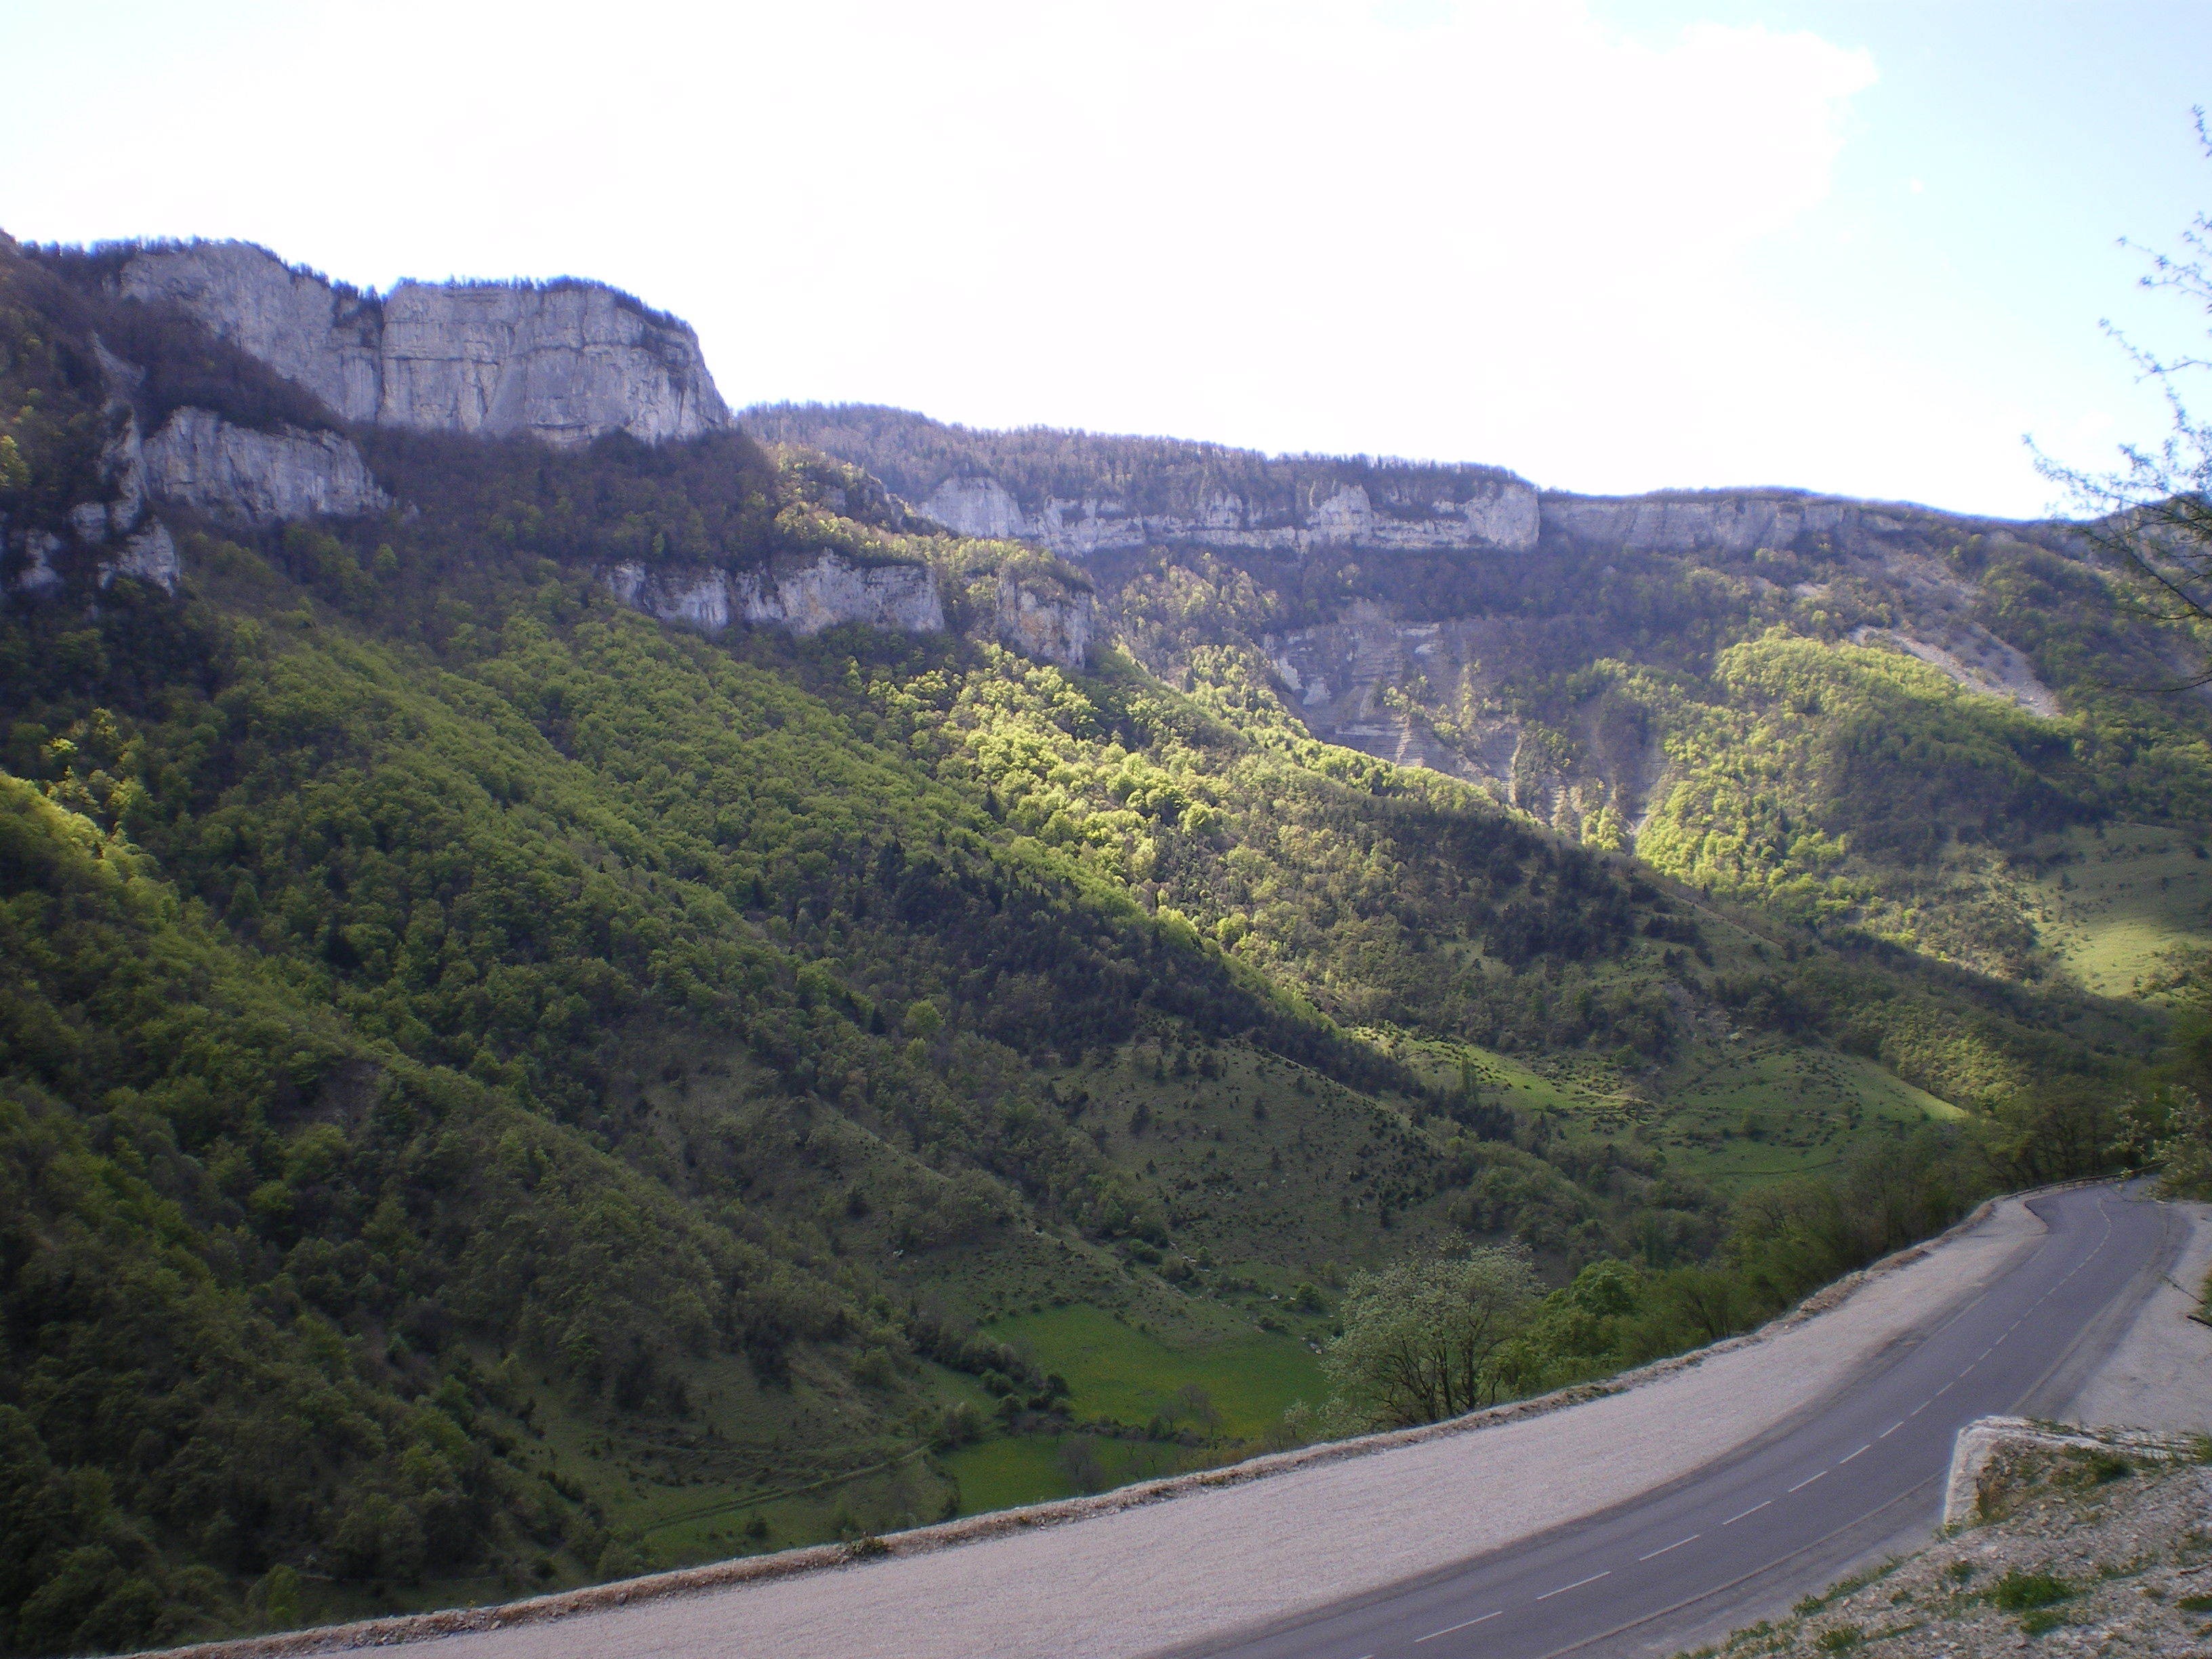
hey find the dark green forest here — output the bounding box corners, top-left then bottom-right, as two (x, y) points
(0, 245), (2191, 1656)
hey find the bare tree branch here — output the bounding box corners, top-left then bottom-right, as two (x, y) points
(2030, 112), (2212, 693)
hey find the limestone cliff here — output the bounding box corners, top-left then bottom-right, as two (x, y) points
(5, 363), (179, 598)
(747, 405), (2062, 573)
(1542, 489), (1937, 557)
(994, 571), (1092, 670)
(117, 242), (731, 447)
(745, 405), (1541, 558)
(142, 407), (391, 527)
(917, 472), (1538, 557)
(603, 554), (944, 639)
(747, 407), (2112, 859)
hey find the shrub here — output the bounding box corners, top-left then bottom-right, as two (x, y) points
(1988, 1570), (2073, 1612)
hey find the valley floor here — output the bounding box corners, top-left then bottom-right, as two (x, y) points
(141, 1187), (2205, 1659)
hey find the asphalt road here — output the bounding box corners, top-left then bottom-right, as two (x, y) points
(1166, 1181), (2183, 1659)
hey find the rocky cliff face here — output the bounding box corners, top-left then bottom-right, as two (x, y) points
(994, 571), (1092, 669)
(912, 470), (2001, 568)
(4, 359), (179, 600)
(118, 242), (731, 447)
(919, 472), (1540, 557)
(743, 405), (1543, 559)
(750, 408), (2110, 856)
(142, 408), (391, 527)
(603, 554), (945, 639)
(751, 405), (2062, 571)
(1541, 489), (1961, 557)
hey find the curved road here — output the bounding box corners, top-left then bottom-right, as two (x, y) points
(1168, 1181), (2180, 1659)
(234, 1182), (2188, 1659)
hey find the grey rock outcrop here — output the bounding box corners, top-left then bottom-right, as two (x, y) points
(603, 554), (944, 638)
(6, 335), (394, 602)
(80, 407), (181, 591)
(920, 473), (1540, 558)
(103, 520), (180, 590)
(5, 365), (181, 598)
(119, 242), (731, 447)
(1542, 489), (1931, 556)
(142, 407), (392, 527)
(995, 572), (1092, 670)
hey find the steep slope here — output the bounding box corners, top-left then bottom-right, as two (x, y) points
(0, 241), (2163, 1654)
(751, 403), (2212, 989)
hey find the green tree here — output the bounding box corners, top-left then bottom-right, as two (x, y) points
(1322, 1247), (1540, 1428)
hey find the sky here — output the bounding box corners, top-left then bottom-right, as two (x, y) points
(5, 0), (2208, 517)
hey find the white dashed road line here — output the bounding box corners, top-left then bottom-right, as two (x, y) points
(1535, 1572), (1610, 1601)
(1357, 1204), (2127, 1658)
(1413, 1610), (1500, 1642)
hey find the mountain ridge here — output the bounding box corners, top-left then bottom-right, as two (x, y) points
(0, 232), (2184, 1656)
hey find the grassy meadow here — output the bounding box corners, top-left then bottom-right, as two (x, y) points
(2026, 822), (2212, 997)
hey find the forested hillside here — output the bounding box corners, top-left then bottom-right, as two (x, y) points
(0, 245), (2180, 1655)
(754, 403), (2212, 990)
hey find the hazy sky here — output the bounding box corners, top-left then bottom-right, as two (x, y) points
(7, 0), (2207, 516)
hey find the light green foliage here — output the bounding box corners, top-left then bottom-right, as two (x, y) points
(0, 248), (2182, 1651)
(1322, 1247), (1542, 1428)
(1635, 630), (2073, 927)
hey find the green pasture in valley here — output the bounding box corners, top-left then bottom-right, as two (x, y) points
(2026, 823), (2212, 997)
(943, 1305), (1324, 1517)
(987, 1303), (1324, 1437)
(941, 1437), (1073, 1514)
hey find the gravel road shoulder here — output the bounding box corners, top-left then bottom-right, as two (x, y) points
(2062, 1197), (2212, 1434)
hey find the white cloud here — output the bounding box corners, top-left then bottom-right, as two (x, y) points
(12, 0), (1955, 502)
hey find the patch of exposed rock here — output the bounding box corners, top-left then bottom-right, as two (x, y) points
(4, 359), (178, 600)
(1542, 490), (1925, 557)
(117, 241), (730, 447)
(142, 407), (390, 527)
(744, 405), (1542, 558)
(1262, 606), (1665, 832)
(1693, 1420), (2212, 1659)
(995, 570), (1092, 669)
(1851, 625), (2064, 718)
(602, 554), (945, 640)
(919, 473), (1540, 557)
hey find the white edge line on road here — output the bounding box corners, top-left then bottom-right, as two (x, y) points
(1786, 1470), (1828, 1493)
(1414, 1611), (1502, 1641)
(1837, 1444), (1870, 1465)
(1722, 1500), (1772, 1525)
(1536, 1571), (1611, 1601)
(1637, 1534), (1700, 1561)
(1879, 1421), (1904, 1438)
